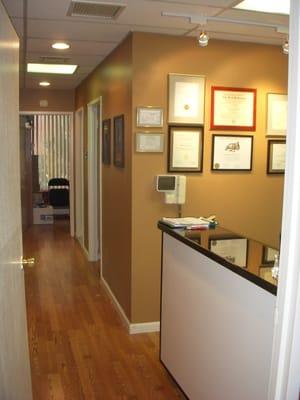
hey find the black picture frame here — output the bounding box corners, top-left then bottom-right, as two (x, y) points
(102, 118), (111, 165)
(113, 115), (125, 168)
(211, 134), (253, 171)
(168, 125), (204, 172)
(261, 246), (279, 266)
(267, 140), (286, 174)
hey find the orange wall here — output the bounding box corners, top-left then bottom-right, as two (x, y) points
(75, 36), (133, 319)
(20, 89), (75, 112)
(131, 32), (287, 322)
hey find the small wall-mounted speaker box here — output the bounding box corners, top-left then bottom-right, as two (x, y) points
(40, 99), (48, 107)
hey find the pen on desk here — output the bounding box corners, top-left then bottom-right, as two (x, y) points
(186, 225), (209, 230)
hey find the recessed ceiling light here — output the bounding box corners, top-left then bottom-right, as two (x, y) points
(52, 42), (70, 50)
(235, 0), (290, 15)
(39, 81), (51, 87)
(27, 63), (77, 75)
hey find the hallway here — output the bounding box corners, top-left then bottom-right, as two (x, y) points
(23, 223), (183, 399)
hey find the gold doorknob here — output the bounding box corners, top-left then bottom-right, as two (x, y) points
(22, 257), (35, 267)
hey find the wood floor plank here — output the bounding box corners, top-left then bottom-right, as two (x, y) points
(23, 221), (185, 399)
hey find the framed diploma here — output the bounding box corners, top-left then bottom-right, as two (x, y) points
(168, 125), (203, 172)
(102, 118), (111, 165)
(209, 236), (248, 268)
(211, 86), (256, 131)
(136, 106), (164, 128)
(262, 246), (279, 265)
(211, 135), (253, 171)
(168, 74), (205, 124)
(266, 93), (287, 136)
(136, 132), (164, 153)
(267, 140), (286, 174)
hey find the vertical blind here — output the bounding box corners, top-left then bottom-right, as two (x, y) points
(33, 114), (71, 190)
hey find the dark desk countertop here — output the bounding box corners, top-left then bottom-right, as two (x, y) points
(158, 222), (278, 295)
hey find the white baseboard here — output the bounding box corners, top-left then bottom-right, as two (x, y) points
(101, 277), (131, 331)
(77, 236), (89, 259)
(129, 322), (160, 335)
(101, 277), (160, 335)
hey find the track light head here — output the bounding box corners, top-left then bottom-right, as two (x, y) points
(282, 39), (289, 55)
(198, 31), (209, 47)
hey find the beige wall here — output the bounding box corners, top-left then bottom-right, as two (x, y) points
(20, 89), (75, 112)
(75, 36), (133, 319)
(131, 32), (287, 322)
(74, 31), (287, 324)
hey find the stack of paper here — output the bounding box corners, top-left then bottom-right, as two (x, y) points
(161, 217), (212, 228)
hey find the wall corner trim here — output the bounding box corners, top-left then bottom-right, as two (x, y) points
(101, 277), (160, 335)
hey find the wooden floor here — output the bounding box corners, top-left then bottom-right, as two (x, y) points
(23, 221), (184, 400)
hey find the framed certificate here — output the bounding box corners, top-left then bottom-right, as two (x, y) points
(168, 125), (203, 172)
(136, 132), (164, 153)
(267, 140), (286, 174)
(211, 86), (256, 131)
(262, 246), (279, 265)
(266, 93), (287, 136)
(209, 236), (248, 268)
(168, 74), (205, 124)
(136, 106), (164, 128)
(211, 135), (253, 171)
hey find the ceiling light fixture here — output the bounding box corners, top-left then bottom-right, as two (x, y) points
(39, 81), (51, 87)
(234, 0), (290, 15)
(282, 39), (289, 55)
(198, 30), (209, 47)
(27, 63), (78, 75)
(52, 42), (70, 50)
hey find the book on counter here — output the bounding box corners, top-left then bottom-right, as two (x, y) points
(161, 216), (217, 229)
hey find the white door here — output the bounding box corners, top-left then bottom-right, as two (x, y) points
(0, 3), (32, 400)
(87, 99), (100, 261)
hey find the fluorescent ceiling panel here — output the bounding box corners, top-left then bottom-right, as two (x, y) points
(27, 63), (78, 74)
(235, 0), (290, 15)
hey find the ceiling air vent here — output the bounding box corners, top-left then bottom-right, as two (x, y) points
(67, 0), (126, 20)
(40, 56), (70, 64)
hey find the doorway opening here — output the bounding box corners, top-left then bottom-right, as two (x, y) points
(75, 107), (85, 250)
(19, 112), (74, 235)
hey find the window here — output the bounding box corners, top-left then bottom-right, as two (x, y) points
(32, 114), (71, 191)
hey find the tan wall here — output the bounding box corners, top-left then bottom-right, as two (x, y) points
(20, 89), (75, 112)
(131, 32), (287, 322)
(75, 36), (133, 319)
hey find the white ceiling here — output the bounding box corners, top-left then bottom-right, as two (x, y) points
(1, 0), (289, 90)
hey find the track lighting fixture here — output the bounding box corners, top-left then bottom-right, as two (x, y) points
(198, 30), (209, 47)
(282, 39), (289, 55)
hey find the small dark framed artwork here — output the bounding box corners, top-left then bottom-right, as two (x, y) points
(113, 114), (125, 168)
(102, 118), (111, 165)
(168, 125), (204, 172)
(267, 140), (286, 174)
(211, 134), (253, 171)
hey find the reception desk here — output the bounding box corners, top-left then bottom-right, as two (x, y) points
(158, 222), (278, 400)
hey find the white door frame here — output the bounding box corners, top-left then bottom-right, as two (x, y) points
(87, 98), (102, 262)
(74, 107), (85, 249)
(19, 111), (75, 236)
(269, 1), (300, 399)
